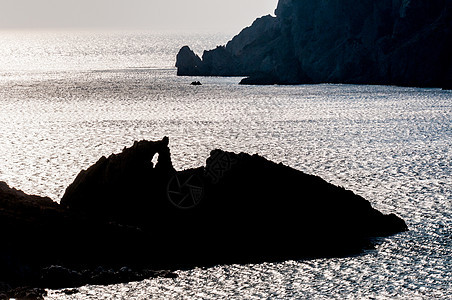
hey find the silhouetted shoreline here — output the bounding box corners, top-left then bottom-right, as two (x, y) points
(176, 0), (451, 89)
(0, 137), (407, 294)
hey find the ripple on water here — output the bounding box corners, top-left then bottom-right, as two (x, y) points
(0, 67), (450, 299)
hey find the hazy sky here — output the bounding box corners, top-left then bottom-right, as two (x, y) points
(0, 0), (278, 32)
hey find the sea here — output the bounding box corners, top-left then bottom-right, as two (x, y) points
(0, 31), (450, 299)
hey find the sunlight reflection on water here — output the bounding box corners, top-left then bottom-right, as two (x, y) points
(0, 32), (450, 299)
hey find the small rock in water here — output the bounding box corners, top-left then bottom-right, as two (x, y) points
(62, 288), (79, 295)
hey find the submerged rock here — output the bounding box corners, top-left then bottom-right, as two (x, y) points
(2, 137), (407, 288)
(176, 0), (452, 89)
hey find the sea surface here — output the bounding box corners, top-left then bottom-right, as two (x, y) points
(0, 31), (451, 299)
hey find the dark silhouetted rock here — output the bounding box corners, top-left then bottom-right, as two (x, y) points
(176, 46), (202, 76)
(0, 181), (63, 287)
(62, 288), (79, 295)
(40, 266), (83, 289)
(169, 149), (408, 264)
(60, 137), (175, 225)
(60, 138), (407, 267)
(176, 0), (452, 89)
(191, 81), (202, 85)
(1, 137), (407, 289)
(0, 180), (168, 289)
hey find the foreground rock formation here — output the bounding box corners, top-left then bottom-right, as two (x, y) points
(1, 137), (407, 291)
(176, 0), (452, 88)
(61, 137), (407, 263)
(0, 179), (175, 292)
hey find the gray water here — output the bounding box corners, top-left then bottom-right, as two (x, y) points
(0, 31), (450, 299)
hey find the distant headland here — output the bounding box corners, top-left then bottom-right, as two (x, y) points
(176, 0), (452, 89)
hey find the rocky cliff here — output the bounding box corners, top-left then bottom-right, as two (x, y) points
(176, 0), (452, 88)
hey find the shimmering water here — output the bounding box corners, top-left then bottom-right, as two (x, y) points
(0, 31), (451, 299)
